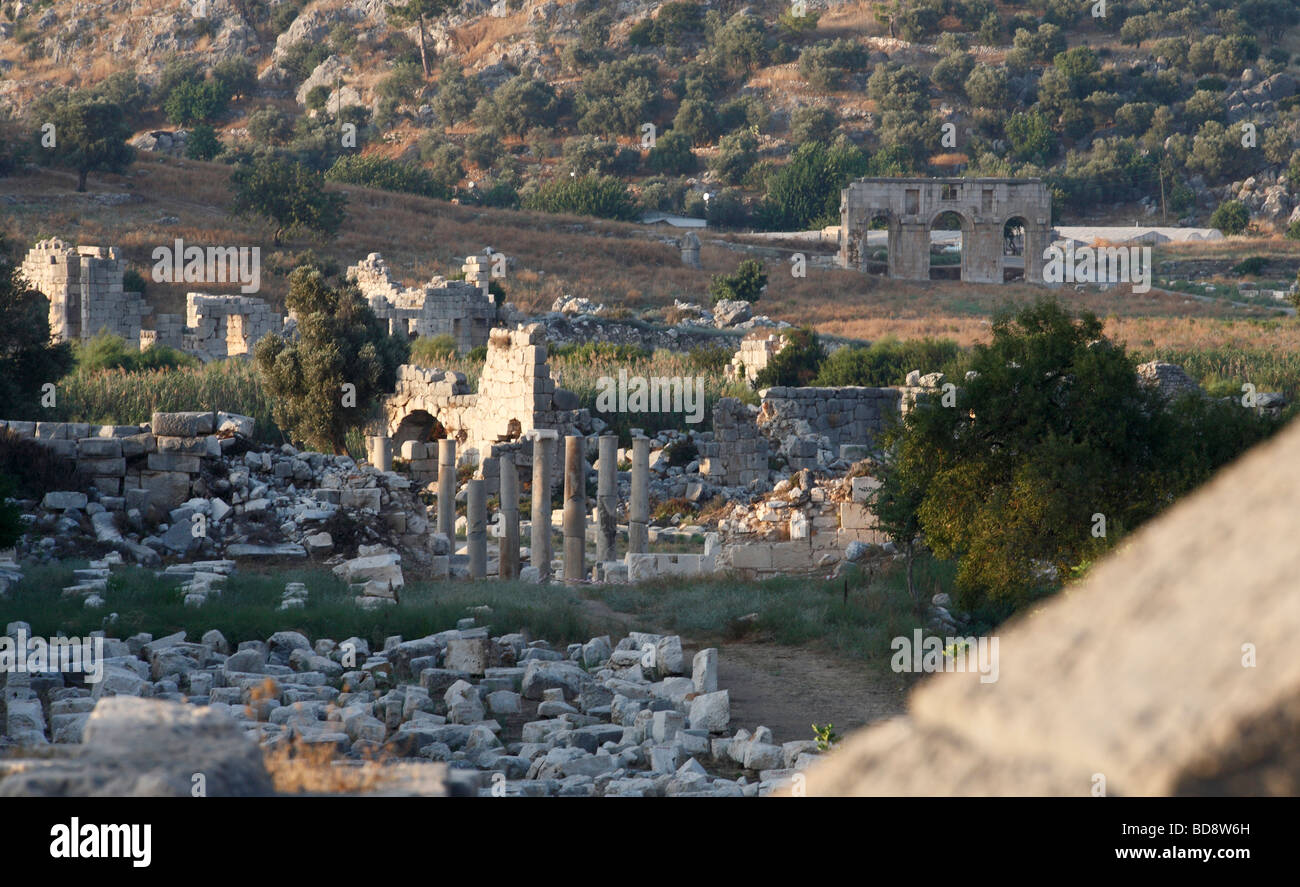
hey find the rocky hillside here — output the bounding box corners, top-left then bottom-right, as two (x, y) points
(5, 0), (1300, 231)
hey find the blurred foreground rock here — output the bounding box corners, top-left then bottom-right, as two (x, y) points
(801, 417), (1300, 796)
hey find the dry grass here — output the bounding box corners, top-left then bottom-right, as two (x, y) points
(816, 1), (887, 37)
(262, 736), (390, 795)
(1154, 238), (1300, 262)
(448, 10), (531, 64)
(1, 157), (729, 316)
(4, 155), (1296, 358)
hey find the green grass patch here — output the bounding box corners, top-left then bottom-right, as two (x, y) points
(588, 556), (959, 670)
(1, 563), (620, 652)
(3, 557), (969, 672)
(1136, 343), (1300, 403)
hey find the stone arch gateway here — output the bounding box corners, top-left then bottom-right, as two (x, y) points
(840, 177), (1051, 284)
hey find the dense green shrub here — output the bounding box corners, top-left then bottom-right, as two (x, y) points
(875, 300), (1278, 610)
(709, 128), (758, 185)
(522, 174), (637, 220)
(164, 78), (230, 126)
(629, 1), (704, 47)
(753, 327), (825, 389)
(815, 337), (962, 387)
(798, 39), (869, 91)
(185, 123), (223, 160)
(757, 140), (870, 230)
(708, 258), (767, 305)
(73, 331), (198, 374)
(410, 334), (458, 366)
(474, 75), (559, 136)
(432, 62), (484, 125)
(789, 107), (837, 145)
(647, 130), (696, 174)
(710, 12), (770, 77)
(254, 267), (409, 453)
(324, 154), (450, 199)
(1209, 200), (1250, 235)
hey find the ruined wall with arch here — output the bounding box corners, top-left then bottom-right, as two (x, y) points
(378, 324), (590, 468)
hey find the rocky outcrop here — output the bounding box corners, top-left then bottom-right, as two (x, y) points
(1137, 360), (1204, 401)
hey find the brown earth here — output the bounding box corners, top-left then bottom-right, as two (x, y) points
(578, 597), (908, 746)
(708, 640), (909, 743)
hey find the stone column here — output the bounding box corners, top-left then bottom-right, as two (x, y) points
(368, 435), (392, 472)
(530, 431), (556, 583)
(499, 453), (520, 580)
(629, 433), (650, 555)
(596, 434), (617, 562)
(562, 434), (585, 583)
(437, 438), (456, 541)
(467, 477), (486, 579)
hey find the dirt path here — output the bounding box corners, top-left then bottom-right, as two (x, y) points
(704, 641), (908, 743)
(579, 598), (909, 745)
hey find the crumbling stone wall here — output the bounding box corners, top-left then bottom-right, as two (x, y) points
(348, 253), (498, 354)
(20, 239), (284, 361)
(184, 293), (283, 361)
(0, 411), (252, 510)
(720, 472), (885, 579)
(727, 333), (785, 384)
(839, 177), (1051, 283)
(699, 398), (769, 487)
(139, 314), (185, 351)
(757, 387), (902, 469)
(380, 325), (589, 467)
(20, 240), (146, 344)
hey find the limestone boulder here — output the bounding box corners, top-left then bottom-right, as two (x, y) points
(0, 697), (273, 797)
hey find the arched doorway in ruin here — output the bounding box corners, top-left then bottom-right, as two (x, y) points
(392, 409), (446, 451)
(928, 209), (968, 281)
(1002, 216), (1028, 282)
(863, 212), (894, 276)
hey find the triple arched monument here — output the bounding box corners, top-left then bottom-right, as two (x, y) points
(839, 177), (1052, 284)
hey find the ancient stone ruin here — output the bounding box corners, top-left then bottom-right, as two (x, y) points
(347, 252), (500, 354)
(727, 332), (786, 384)
(18, 239), (287, 360)
(19, 239), (507, 364)
(183, 293), (284, 361)
(378, 324), (590, 469)
(19, 240), (146, 345)
(839, 177), (1052, 283)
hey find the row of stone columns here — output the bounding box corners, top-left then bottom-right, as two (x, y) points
(425, 429), (652, 583)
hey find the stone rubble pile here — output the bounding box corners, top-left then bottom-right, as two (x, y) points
(3, 411), (446, 579)
(0, 620), (822, 797)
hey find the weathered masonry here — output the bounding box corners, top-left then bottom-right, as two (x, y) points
(20, 240), (146, 345)
(839, 177), (1052, 283)
(347, 253), (499, 355)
